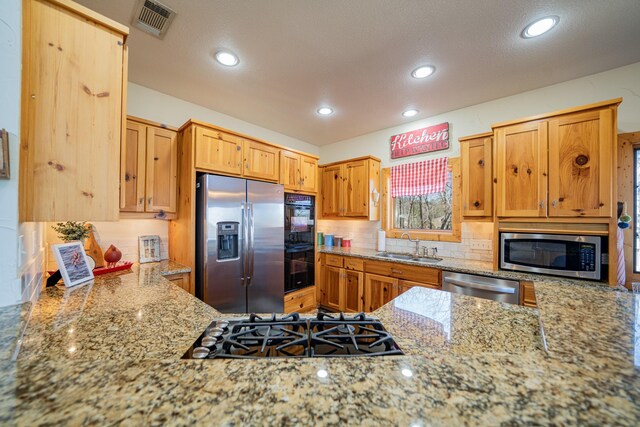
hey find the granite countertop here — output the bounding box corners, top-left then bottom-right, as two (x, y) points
(1, 255), (639, 425)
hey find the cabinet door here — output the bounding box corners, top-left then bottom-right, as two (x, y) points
(343, 160), (369, 217)
(243, 139), (280, 182)
(461, 137), (492, 217)
(322, 266), (343, 311)
(321, 165), (343, 217)
(495, 122), (548, 217)
(342, 270), (363, 312)
(280, 150), (301, 190)
(548, 109), (613, 217)
(121, 121), (146, 212)
(397, 280), (439, 297)
(300, 156), (318, 193)
(194, 127), (243, 175)
(364, 274), (397, 312)
(22, 0), (124, 221)
(146, 127), (178, 213)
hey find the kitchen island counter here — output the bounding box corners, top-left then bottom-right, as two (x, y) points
(1, 257), (638, 425)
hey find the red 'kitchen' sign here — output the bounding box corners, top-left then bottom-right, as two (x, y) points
(390, 122), (449, 159)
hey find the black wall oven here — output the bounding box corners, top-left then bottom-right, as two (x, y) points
(284, 193), (315, 293)
(500, 233), (607, 281)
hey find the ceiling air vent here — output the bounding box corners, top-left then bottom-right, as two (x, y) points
(132, 0), (176, 39)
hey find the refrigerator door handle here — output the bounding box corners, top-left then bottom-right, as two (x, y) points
(241, 202), (248, 287)
(248, 202), (255, 286)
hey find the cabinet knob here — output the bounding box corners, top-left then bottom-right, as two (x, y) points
(551, 200), (558, 208)
(539, 201), (545, 209)
(139, 197), (144, 205)
(148, 197), (152, 205)
(473, 201), (480, 208)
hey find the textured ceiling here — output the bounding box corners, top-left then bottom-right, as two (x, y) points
(76, 0), (640, 145)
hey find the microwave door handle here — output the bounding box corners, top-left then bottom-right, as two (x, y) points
(444, 278), (516, 294)
(248, 202), (255, 286)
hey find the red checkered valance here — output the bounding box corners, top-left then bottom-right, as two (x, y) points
(390, 157), (449, 197)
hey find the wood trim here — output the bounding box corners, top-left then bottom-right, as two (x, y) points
(45, 0), (130, 37)
(497, 221), (609, 235)
(19, 0), (33, 222)
(127, 115), (179, 131)
(458, 131), (493, 141)
(381, 158), (462, 242)
(318, 155), (382, 168)
(491, 98), (622, 129)
(617, 131), (640, 288)
(178, 119), (319, 159)
(119, 211), (176, 220)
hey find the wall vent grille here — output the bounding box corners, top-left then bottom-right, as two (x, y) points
(132, 0), (176, 39)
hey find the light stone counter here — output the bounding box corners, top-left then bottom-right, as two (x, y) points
(0, 254), (638, 425)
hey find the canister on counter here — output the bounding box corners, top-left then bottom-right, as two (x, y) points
(324, 234), (334, 247)
(317, 232), (324, 245)
(342, 238), (351, 247)
(335, 236), (343, 247)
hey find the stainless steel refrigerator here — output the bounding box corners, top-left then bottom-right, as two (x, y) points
(196, 174), (284, 313)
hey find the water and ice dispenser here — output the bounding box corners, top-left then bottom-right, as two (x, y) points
(217, 222), (239, 260)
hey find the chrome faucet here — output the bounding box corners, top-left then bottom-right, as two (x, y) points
(400, 232), (420, 257)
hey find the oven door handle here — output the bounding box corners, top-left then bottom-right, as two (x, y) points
(443, 278), (516, 294)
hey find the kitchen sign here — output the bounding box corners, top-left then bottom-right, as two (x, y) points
(390, 122), (449, 159)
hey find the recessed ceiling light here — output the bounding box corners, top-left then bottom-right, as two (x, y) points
(402, 109), (419, 118)
(317, 107), (333, 116)
(411, 65), (435, 79)
(521, 16), (559, 38)
(215, 50), (239, 66)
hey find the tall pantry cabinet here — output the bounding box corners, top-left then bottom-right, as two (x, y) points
(20, 0), (129, 221)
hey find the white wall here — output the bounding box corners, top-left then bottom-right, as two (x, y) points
(127, 82), (319, 156)
(0, 0), (46, 307)
(319, 61), (640, 167)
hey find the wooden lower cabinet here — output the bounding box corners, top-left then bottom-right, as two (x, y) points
(396, 279), (439, 296)
(321, 266), (343, 311)
(363, 274), (398, 312)
(521, 281), (537, 307)
(165, 272), (190, 293)
(343, 270), (364, 312)
(284, 286), (316, 313)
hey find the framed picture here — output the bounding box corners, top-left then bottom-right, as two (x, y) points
(139, 235), (161, 263)
(0, 129), (9, 179)
(52, 242), (94, 287)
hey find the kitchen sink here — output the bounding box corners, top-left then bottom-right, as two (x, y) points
(375, 252), (443, 263)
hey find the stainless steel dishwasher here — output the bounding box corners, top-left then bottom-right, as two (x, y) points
(442, 271), (520, 305)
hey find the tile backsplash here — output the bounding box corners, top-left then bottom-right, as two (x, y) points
(45, 219), (169, 271)
(317, 220), (494, 262)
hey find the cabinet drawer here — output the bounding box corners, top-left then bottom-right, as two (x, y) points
(284, 286), (316, 313)
(325, 254), (344, 268)
(364, 260), (440, 285)
(344, 257), (363, 271)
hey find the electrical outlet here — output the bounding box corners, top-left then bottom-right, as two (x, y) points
(469, 240), (492, 250)
(17, 234), (26, 267)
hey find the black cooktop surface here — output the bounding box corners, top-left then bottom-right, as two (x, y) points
(182, 312), (404, 359)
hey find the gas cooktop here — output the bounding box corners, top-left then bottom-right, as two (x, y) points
(182, 312), (404, 359)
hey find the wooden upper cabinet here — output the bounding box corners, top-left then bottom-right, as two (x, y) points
(343, 160), (368, 217)
(460, 133), (493, 217)
(548, 109), (613, 217)
(121, 118), (178, 214)
(493, 99), (620, 219)
(321, 165), (343, 217)
(279, 150), (318, 192)
(243, 139), (279, 182)
(194, 126), (243, 175)
(146, 127), (178, 213)
(495, 121), (548, 217)
(20, 0), (128, 221)
(280, 150), (301, 190)
(300, 156), (318, 193)
(121, 121), (146, 212)
(319, 156), (380, 220)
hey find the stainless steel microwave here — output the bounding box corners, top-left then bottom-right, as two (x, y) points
(500, 233), (607, 280)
